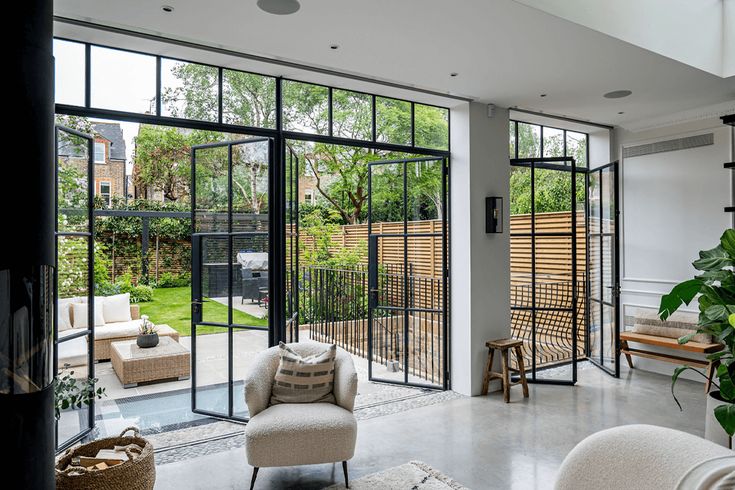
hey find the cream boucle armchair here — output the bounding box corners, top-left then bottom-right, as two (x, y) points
(243, 342), (358, 489)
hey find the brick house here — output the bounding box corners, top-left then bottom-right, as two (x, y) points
(58, 122), (128, 206)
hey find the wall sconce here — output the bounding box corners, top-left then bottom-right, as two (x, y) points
(486, 197), (503, 233)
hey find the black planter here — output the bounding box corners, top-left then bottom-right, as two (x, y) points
(137, 333), (159, 348)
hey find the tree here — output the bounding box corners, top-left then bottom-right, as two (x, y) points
(133, 125), (191, 202)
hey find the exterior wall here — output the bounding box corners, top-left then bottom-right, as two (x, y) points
(65, 136), (126, 202)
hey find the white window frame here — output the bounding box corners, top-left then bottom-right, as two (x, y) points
(99, 180), (111, 207)
(94, 141), (106, 163)
(304, 189), (315, 205)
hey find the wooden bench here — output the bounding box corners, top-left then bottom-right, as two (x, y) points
(620, 331), (723, 392)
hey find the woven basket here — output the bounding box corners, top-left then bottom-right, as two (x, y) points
(55, 426), (156, 490)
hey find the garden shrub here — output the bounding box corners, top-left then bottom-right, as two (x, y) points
(129, 285), (154, 303)
(155, 272), (191, 288)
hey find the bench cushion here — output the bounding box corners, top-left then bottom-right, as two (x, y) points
(631, 323), (712, 344)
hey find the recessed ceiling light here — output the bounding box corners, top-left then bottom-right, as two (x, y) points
(618, 111), (625, 115)
(604, 90), (632, 99)
(257, 0), (300, 15)
(450, 72), (458, 77)
(540, 94), (547, 98)
(330, 44), (340, 50)
(161, 5), (174, 12)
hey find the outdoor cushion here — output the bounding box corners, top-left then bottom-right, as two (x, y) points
(631, 323), (713, 344)
(92, 321), (176, 340)
(244, 402), (357, 468)
(57, 329), (88, 368)
(634, 308), (700, 329)
(71, 300), (106, 328)
(101, 293), (132, 324)
(270, 342), (336, 405)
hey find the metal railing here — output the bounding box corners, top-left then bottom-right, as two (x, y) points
(300, 264), (445, 384)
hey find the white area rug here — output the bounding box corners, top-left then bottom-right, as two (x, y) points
(325, 461), (468, 489)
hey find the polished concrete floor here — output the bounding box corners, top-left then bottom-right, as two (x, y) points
(154, 362), (708, 489)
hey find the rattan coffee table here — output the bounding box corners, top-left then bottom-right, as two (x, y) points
(111, 334), (190, 388)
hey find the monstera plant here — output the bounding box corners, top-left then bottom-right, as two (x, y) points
(660, 229), (735, 439)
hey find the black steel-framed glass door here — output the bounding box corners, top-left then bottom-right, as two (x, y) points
(54, 125), (96, 450)
(587, 161), (620, 376)
(367, 156), (449, 389)
(284, 144), (299, 344)
(509, 157), (581, 385)
(191, 137), (274, 421)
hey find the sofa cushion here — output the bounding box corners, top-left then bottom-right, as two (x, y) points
(71, 300), (105, 329)
(102, 293), (132, 324)
(244, 402), (356, 467)
(270, 342), (336, 406)
(93, 321), (177, 340)
(57, 298), (75, 332)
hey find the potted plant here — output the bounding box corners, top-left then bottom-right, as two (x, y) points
(137, 315), (159, 348)
(55, 368), (106, 421)
(660, 229), (735, 447)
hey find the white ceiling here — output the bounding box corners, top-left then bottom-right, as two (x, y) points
(54, 0), (735, 127)
(514, 0), (734, 78)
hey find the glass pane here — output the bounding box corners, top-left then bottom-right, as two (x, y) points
(534, 309), (574, 372)
(414, 104), (449, 150)
(332, 90), (372, 140)
(232, 328), (269, 419)
(194, 146), (229, 232)
(223, 70), (276, 128)
(370, 307), (405, 383)
(232, 141), (269, 218)
(376, 97), (411, 145)
(370, 163), (404, 223)
(588, 171), (601, 234)
(193, 325), (229, 415)
(90, 46), (156, 114)
(57, 131), (90, 233)
(589, 300), (602, 361)
(601, 168), (614, 233)
(200, 236), (229, 323)
(233, 235), (269, 325)
(406, 159), (443, 223)
(57, 235), (91, 299)
(602, 305), (615, 367)
(603, 236), (613, 304)
(56, 341), (91, 446)
(510, 166), (532, 216)
(160, 58), (218, 121)
(588, 236), (601, 301)
(54, 39), (85, 106)
(509, 121), (517, 158)
(406, 235), (444, 308)
(543, 127), (564, 158)
(282, 80), (328, 134)
(534, 168), (573, 231)
(406, 308), (443, 386)
(534, 235), (574, 289)
(517, 123), (541, 158)
(566, 131), (587, 167)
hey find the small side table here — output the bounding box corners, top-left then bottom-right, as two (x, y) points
(481, 338), (529, 403)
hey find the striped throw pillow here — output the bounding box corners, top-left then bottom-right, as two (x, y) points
(270, 342), (337, 405)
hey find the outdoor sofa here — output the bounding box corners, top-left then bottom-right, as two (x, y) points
(57, 292), (179, 366)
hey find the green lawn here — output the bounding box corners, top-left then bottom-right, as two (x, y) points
(138, 287), (268, 336)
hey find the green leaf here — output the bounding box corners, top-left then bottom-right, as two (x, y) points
(721, 229), (735, 258)
(707, 350), (731, 361)
(706, 305), (730, 322)
(659, 279), (703, 320)
(714, 403), (735, 437)
(729, 313), (735, 327)
(678, 333), (696, 345)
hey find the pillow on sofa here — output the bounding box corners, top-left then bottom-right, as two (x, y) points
(57, 298), (74, 331)
(102, 293), (132, 324)
(71, 301), (105, 329)
(270, 342), (337, 406)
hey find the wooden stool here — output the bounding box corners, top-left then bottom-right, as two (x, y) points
(482, 338), (529, 403)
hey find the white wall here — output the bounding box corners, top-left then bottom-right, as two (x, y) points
(450, 102), (511, 396)
(616, 118), (734, 377)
